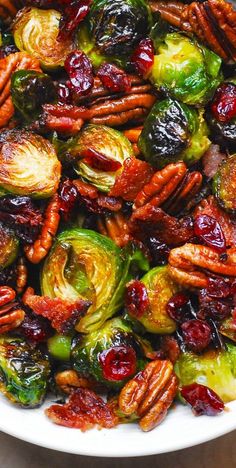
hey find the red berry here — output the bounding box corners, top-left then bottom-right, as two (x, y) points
(58, 179), (78, 220)
(206, 276), (232, 298)
(97, 63), (131, 93)
(211, 83), (236, 123)
(181, 319), (212, 352)
(99, 346), (136, 381)
(58, 0), (92, 40)
(194, 214), (226, 253)
(57, 82), (72, 104)
(81, 148), (122, 172)
(181, 383), (224, 416)
(125, 280), (149, 318)
(64, 50), (94, 96)
(131, 38), (154, 77)
(20, 313), (52, 344)
(166, 292), (190, 323)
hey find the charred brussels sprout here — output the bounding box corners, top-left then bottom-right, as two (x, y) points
(59, 124), (133, 192)
(41, 229), (147, 333)
(0, 337), (50, 407)
(212, 154), (236, 213)
(0, 130), (61, 198)
(138, 98), (210, 168)
(175, 343), (236, 403)
(148, 33), (222, 106)
(130, 266), (178, 334)
(11, 70), (56, 121)
(71, 317), (145, 388)
(0, 223), (19, 269)
(47, 334), (72, 361)
(88, 0), (152, 57)
(13, 8), (74, 70)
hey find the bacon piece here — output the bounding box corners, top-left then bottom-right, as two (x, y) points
(45, 388), (119, 431)
(109, 157), (154, 201)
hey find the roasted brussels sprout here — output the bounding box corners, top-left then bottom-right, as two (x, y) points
(13, 8), (74, 70)
(59, 124), (133, 192)
(71, 317), (146, 388)
(175, 343), (236, 403)
(220, 317), (236, 343)
(148, 33), (222, 106)
(212, 154), (236, 213)
(128, 266), (178, 334)
(0, 130), (61, 198)
(88, 0), (152, 57)
(0, 223), (19, 269)
(41, 229), (147, 333)
(0, 337), (50, 407)
(11, 70), (56, 121)
(47, 334), (72, 361)
(138, 98), (210, 168)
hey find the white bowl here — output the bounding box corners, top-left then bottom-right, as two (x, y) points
(0, 395), (235, 456)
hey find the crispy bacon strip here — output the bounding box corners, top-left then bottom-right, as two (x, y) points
(109, 157), (154, 201)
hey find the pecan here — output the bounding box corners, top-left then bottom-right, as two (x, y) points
(168, 243), (236, 288)
(123, 126), (143, 143)
(0, 285), (25, 333)
(97, 212), (132, 247)
(16, 256), (27, 294)
(0, 52), (41, 128)
(55, 370), (100, 394)
(149, 0), (236, 62)
(118, 360), (178, 432)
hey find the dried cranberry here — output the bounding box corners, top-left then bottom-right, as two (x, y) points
(198, 289), (231, 321)
(181, 319), (212, 352)
(99, 346), (136, 381)
(146, 237), (170, 266)
(194, 214), (226, 253)
(64, 50), (94, 96)
(206, 276), (232, 298)
(97, 63), (131, 93)
(0, 196), (42, 244)
(19, 312), (53, 344)
(81, 148), (122, 172)
(58, 179), (78, 220)
(181, 383), (224, 416)
(211, 83), (236, 123)
(125, 280), (149, 318)
(166, 292), (190, 323)
(131, 38), (154, 77)
(58, 0), (92, 40)
(57, 82), (72, 104)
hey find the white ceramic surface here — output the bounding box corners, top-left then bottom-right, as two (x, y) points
(0, 395), (235, 457)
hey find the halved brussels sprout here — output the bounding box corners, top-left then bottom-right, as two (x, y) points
(59, 124), (133, 192)
(71, 317), (146, 388)
(220, 317), (236, 343)
(0, 337), (50, 407)
(212, 154), (236, 213)
(129, 266), (178, 334)
(138, 98), (210, 168)
(41, 229), (147, 333)
(0, 130), (61, 198)
(13, 7), (74, 70)
(11, 70), (56, 121)
(47, 334), (72, 361)
(88, 0), (152, 57)
(148, 33), (222, 106)
(0, 223), (19, 269)
(175, 343), (236, 403)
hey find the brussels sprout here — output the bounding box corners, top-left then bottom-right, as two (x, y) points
(71, 317), (146, 388)
(138, 98), (210, 168)
(206, 116), (236, 153)
(13, 7), (74, 70)
(11, 70), (56, 121)
(220, 317), (236, 343)
(148, 33), (222, 106)
(0, 130), (61, 198)
(59, 124), (133, 192)
(0, 223), (19, 269)
(130, 266), (178, 334)
(175, 343), (236, 403)
(0, 337), (50, 407)
(41, 229), (148, 333)
(47, 334), (72, 361)
(212, 154), (236, 213)
(88, 0), (152, 58)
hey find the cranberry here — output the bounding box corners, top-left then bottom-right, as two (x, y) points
(166, 292), (190, 323)
(131, 38), (154, 77)
(19, 312), (53, 344)
(125, 280), (149, 318)
(57, 82), (72, 104)
(211, 83), (236, 123)
(181, 383), (224, 416)
(81, 148), (122, 172)
(206, 276), (232, 298)
(58, 0), (92, 40)
(194, 214), (226, 253)
(181, 319), (212, 352)
(97, 63), (131, 93)
(99, 346), (136, 381)
(64, 50), (94, 96)
(58, 178), (78, 220)
(146, 237), (170, 265)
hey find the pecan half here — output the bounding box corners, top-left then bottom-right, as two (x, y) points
(149, 0), (236, 62)
(55, 370), (100, 394)
(0, 285), (25, 333)
(168, 243), (236, 288)
(0, 52), (41, 128)
(16, 256), (27, 294)
(119, 360), (178, 432)
(97, 212), (132, 247)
